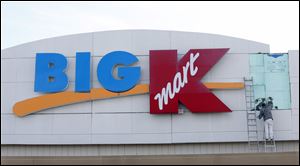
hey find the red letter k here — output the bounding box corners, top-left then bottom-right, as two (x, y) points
(150, 48), (231, 114)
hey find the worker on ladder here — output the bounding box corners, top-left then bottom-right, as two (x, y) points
(258, 97), (274, 141)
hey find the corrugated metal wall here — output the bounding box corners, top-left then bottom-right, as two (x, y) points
(1, 141), (298, 156)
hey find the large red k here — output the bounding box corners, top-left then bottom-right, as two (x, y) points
(149, 48), (232, 114)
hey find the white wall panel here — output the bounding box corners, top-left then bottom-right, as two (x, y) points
(91, 134), (131, 144)
(172, 111), (248, 143)
(213, 35), (269, 54)
(1, 83), (18, 114)
(49, 135), (91, 144)
(52, 114), (91, 134)
(172, 133), (214, 143)
(93, 94), (148, 113)
(291, 83), (299, 109)
(129, 133), (171, 144)
(248, 41), (270, 53)
(291, 113), (299, 140)
(1, 30), (297, 145)
(132, 30), (171, 55)
(16, 58), (36, 82)
(15, 82), (41, 102)
(131, 113), (171, 133)
(213, 89), (246, 111)
(272, 110), (292, 131)
(1, 114), (15, 134)
(211, 111), (247, 132)
(212, 132), (248, 142)
(65, 57), (76, 82)
(136, 56), (149, 81)
(172, 112), (212, 133)
(172, 132), (248, 143)
(1, 59), (18, 82)
(93, 30), (132, 56)
(212, 35), (248, 53)
(1, 135), (91, 144)
(92, 97), (132, 113)
(131, 94), (149, 113)
(92, 114), (131, 134)
(40, 102), (92, 114)
(171, 32), (214, 55)
(288, 50), (299, 77)
(14, 115), (53, 134)
(289, 49), (299, 145)
(91, 57), (101, 82)
(290, 77), (299, 84)
(91, 134), (171, 144)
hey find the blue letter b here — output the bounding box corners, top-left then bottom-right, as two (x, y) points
(34, 53), (68, 93)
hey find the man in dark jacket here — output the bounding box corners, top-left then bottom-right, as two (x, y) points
(258, 97), (274, 141)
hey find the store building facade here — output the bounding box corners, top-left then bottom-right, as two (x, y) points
(1, 30), (299, 164)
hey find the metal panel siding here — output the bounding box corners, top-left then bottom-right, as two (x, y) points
(1, 30), (298, 145)
(132, 30), (171, 55)
(93, 31), (132, 56)
(1, 142), (297, 156)
(288, 50), (299, 141)
(288, 50), (299, 78)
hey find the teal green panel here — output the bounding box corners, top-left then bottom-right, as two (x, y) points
(264, 53), (289, 73)
(251, 72), (265, 85)
(249, 53), (291, 110)
(253, 85), (266, 100)
(265, 73), (290, 91)
(266, 91), (291, 109)
(250, 54), (265, 66)
(250, 66), (265, 73)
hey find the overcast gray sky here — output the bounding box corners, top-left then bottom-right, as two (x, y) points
(1, 1), (299, 52)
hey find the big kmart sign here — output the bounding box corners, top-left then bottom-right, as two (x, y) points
(13, 48), (244, 117)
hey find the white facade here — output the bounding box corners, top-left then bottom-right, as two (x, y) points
(1, 30), (299, 145)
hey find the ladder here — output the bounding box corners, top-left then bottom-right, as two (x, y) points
(264, 138), (277, 152)
(244, 77), (260, 152)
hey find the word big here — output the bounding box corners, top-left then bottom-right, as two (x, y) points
(34, 51), (140, 93)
